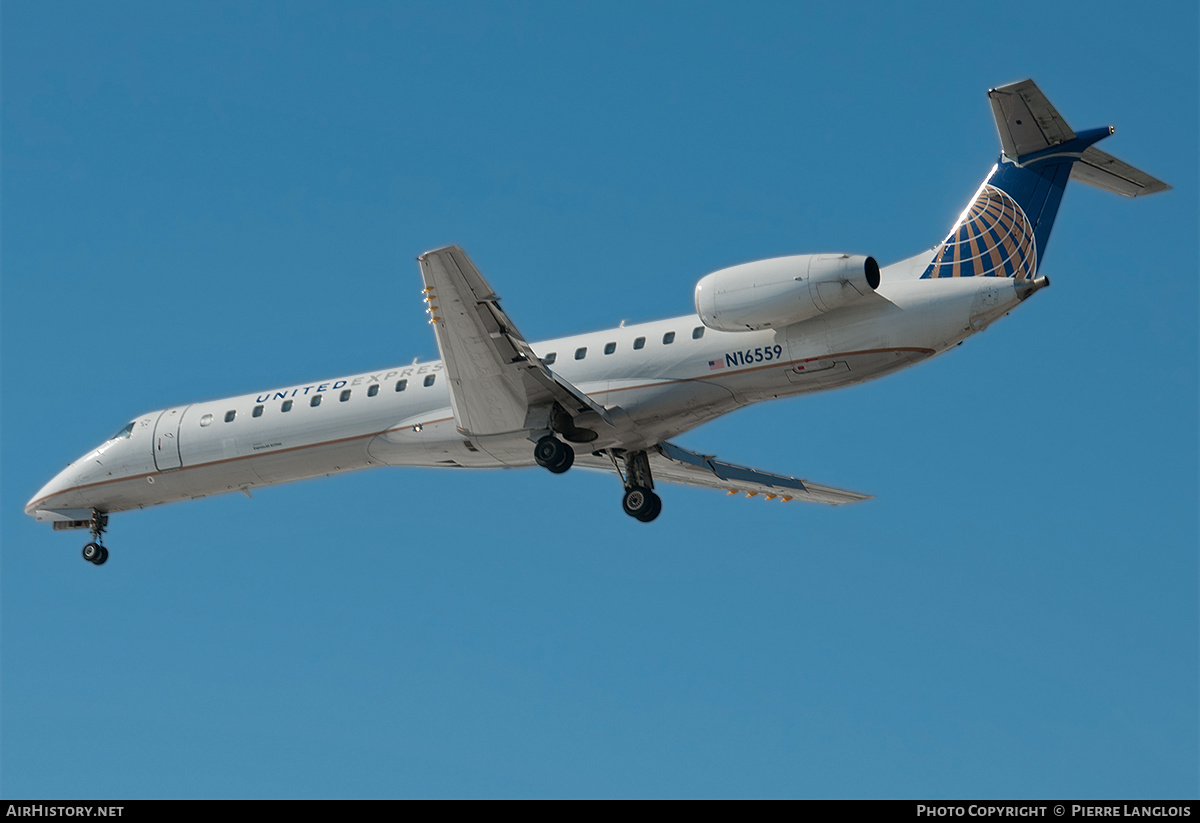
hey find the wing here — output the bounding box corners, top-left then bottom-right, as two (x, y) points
(576, 441), (871, 505)
(418, 245), (612, 437)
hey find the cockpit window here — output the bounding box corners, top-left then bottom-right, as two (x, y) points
(109, 422), (135, 441)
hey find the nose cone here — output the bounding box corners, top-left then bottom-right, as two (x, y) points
(26, 463), (81, 517)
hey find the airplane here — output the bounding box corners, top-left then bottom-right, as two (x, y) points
(26, 80), (1169, 565)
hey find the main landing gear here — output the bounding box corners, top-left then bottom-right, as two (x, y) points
(532, 402), (595, 474)
(616, 449), (661, 522)
(622, 485), (662, 522)
(531, 421), (661, 522)
(534, 435), (574, 473)
(82, 511), (109, 566)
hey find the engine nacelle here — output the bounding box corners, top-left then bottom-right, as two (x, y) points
(694, 254), (881, 332)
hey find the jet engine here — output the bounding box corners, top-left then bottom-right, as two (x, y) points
(694, 254), (880, 332)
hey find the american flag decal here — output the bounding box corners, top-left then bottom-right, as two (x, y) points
(708, 360), (725, 370)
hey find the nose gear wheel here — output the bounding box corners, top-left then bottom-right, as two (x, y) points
(81, 510), (110, 565)
(82, 543), (109, 565)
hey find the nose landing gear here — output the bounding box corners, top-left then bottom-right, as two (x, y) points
(82, 511), (109, 565)
(82, 542), (108, 565)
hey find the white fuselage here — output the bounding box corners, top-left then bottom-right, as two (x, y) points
(26, 254), (1025, 517)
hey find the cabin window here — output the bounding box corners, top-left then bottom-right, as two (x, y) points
(423, 374), (436, 387)
(310, 395), (322, 407)
(224, 410), (236, 423)
(199, 414), (213, 427)
(340, 389), (351, 402)
(543, 352), (557, 365)
(604, 342), (616, 355)
(693, 326), (705, 339)
(252, 405), (264, 418)
(396, 379), (407, 392)
(633, 336), (645, 350)
(282, 400), (293, 412)
(663, 331), (675, 344)
(368, 384), (379, 397)
(575, 347), (587, 360)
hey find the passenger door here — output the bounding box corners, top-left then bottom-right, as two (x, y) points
(151, 407), (187, 470)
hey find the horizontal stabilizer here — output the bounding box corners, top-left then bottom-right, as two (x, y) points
(989, 79), (1076, 158)
(1069, 146), (1171, 196)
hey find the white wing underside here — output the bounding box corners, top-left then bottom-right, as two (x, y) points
(576, 442), (871, 505)
(418, 246), (611, 437)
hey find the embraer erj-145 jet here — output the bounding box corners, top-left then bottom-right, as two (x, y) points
(28, 80), (1168, 565)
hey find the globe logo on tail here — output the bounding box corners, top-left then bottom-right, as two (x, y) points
(922, 184), (1037, 280)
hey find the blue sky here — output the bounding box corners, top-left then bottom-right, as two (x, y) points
(2, 0), (1196, 799)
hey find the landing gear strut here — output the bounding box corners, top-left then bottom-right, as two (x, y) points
(82, 511), (109, 565)
(613, 449), (662, 522)
(534, 435), (574, 474)
(533, 402), (592, 474)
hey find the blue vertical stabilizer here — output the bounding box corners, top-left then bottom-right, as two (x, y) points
(921, 80), (1168, 281)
